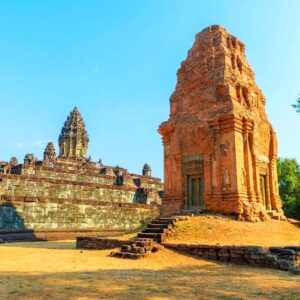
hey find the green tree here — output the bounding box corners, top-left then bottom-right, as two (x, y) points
(292, 94), (300, 113)
(277, 158), (300, 220)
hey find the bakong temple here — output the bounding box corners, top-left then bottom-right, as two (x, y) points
(0, 107), (162, 238)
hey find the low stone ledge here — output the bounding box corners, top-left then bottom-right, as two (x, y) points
(76, 237), (131, 250)
(0, 230), (126, 242)
(0, 194), (159, 209)
(0, 173), (139, 192)
(163, 243), (300, 273)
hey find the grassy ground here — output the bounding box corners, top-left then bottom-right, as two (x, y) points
(169, 215), (300, 246)
(0, 240), (300, 299)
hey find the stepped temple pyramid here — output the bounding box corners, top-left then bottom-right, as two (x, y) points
(0, 107), (163, 238)
(159, 25), (285, 221)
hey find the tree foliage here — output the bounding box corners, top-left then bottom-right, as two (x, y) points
(277, 158), (300, 220)
(292, 94), (300, 113)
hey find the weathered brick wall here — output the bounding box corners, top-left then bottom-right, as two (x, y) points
(0, 197), (159, 231)
(1, 175), (139, 203)
(164, 243), (300, 272)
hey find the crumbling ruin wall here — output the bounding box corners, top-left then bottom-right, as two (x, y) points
(164, 243), (300, 272)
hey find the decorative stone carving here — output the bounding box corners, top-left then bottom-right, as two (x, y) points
(142, 163), (152, 176)
(242, 168), (247, 187)
(43, 142), (56, 161)
(24, 154), (35, 166)
(96, 159), (103, 168)
(222, 169), (231, 190)
(58, 107), (89, 160)
(9, 157), (18, 167)
(0, 161), (8, 174)
(220, 142), (230, 156)
(114, 166), (124, 186)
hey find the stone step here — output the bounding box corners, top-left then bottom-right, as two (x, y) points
(143, 228), (169, 234)
(127, 247), (146, 254)
(151, 220), (175, 226)
(110, 251), (145, 259)
(135, 240), (153, 247)
(158, 217), (179, 222)
(147, 223), (173, 229)
(267, 210), (282, 220)
(156, 218), (176, 223)
(137, 232), (165, 242)
(134, 238), (154, 242)
(267, 210), (279, 216)
(172, 215), (189, 221)
(122, 244), (146, 250)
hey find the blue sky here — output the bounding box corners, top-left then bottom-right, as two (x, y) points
(0, 0), (299, 178)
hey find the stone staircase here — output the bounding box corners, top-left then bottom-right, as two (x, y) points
(110, 217), (179, 259)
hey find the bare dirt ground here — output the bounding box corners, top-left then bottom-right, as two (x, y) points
(0, 239), (300, 299)
(169, 215), (300, 246)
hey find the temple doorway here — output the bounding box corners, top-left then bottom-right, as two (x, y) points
(259, 174), (269, 209)
(182, 155), (205, 212)
(187, 175), (204, 211)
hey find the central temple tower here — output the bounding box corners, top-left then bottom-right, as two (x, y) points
(59, 107), (89, 160)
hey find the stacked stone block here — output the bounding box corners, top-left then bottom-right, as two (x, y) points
(164, 243), (300, 272)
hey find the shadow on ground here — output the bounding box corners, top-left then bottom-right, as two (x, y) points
(0, 240), (76, 250)
(0, 262), (299, 299)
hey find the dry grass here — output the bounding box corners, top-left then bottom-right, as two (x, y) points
(0, 240), (300, 299)
(169, 215), (300, 246)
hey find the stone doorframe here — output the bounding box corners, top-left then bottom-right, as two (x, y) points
(258, 158), (272, 210)
(182, 155), (205, 211)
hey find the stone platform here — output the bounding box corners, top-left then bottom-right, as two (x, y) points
(0, 159), (162, 238)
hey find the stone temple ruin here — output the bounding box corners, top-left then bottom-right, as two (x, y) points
(0, 107), (162, 239)
(0, 25), (286, 242)
(159, 25), (285, 221)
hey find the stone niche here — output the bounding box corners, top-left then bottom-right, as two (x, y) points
(158, 25), (284, 221)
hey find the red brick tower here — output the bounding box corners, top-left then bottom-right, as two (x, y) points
(158, 25), (284, 221)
